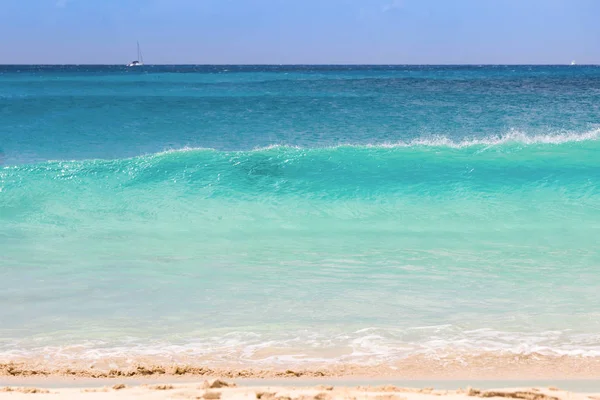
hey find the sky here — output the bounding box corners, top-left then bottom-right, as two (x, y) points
(0, 0), (599, 64)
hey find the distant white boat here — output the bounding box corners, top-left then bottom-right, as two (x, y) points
(571, 60), (576, 66)
(127, 42), (144, 67)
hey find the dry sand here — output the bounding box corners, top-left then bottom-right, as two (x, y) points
(1, 379), (598, 400)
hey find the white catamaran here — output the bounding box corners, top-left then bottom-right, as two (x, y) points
(127, 42), (144, 67)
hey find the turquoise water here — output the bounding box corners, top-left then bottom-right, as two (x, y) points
(1, 66), (600, 365)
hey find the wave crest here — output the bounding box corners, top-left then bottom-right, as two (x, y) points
(150, 128), (600, 158)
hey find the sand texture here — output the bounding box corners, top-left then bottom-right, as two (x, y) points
(2, 353), (600, 380)
(0, 380), (598, 400)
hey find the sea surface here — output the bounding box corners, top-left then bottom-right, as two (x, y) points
(1, 65), (600, 367)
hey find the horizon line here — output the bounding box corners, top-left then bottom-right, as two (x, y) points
(0, 63), (596, 66)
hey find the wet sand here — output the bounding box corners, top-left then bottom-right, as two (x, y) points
(2, 353), (600, 380)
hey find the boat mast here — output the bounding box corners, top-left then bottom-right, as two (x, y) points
(137, 41), (144, 64)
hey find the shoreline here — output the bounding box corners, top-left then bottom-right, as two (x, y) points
(2, 353), (600, 380)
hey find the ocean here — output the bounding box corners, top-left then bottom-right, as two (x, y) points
(1, 65), (599, 370)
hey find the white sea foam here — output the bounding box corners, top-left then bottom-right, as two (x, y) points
(3, 327), (600, 366)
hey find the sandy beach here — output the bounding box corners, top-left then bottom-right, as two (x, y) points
(1, 379), (599, 400)
(2, 352), (600, 380)
(2, 354), (600, 399)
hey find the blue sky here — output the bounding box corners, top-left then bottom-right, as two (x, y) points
(0, 0), (599, 64)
